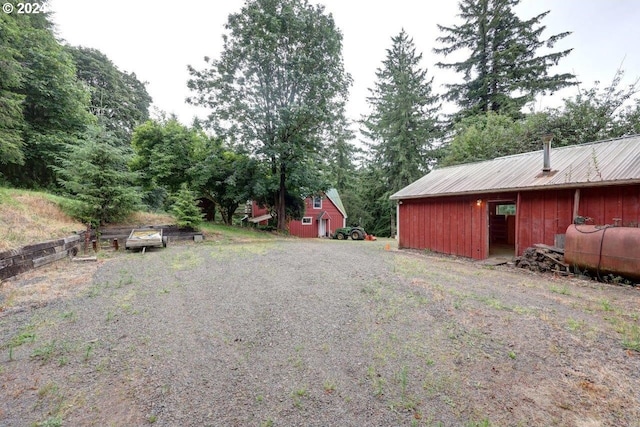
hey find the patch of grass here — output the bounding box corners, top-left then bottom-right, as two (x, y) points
(621, 323), (640, 352)
(323, 379), (337, 394)
(171, 250), (204, 271)
(200, 222), (275, 243)
(31, 340), (69, 364)
(599, 299), (613, 312)
(566, 318), (585, 332)
(34, 415), (63, 427)
(291, 385), (308, 409)
(0, 187), (84, 251)
(508, 351), (517, 360)
(549, 285), (571, 295)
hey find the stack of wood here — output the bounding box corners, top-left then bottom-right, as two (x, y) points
(515, 244), (570, 274)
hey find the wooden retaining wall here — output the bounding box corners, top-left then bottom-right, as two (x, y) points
(0, 226), (204, 281)
(0, 233), (85, 281)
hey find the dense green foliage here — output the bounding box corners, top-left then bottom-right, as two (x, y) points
(435, 0), (576, 118)
(1, 3), (93, 187)
(187, 0), (351, 231)
(171, 183), (205, 229)
(66, 46), (152, 144)
(2, 0), (638, 234)
(54, 126), (140, 226)
(359, 30), (440, 236)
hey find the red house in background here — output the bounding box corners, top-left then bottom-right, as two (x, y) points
(390, 136), (640, 260)
(250, 188), (347, 238)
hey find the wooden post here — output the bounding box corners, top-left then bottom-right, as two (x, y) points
(113, 238), (119, 251)
(92, 240), (97, 252)
(85, 223), (91, 254)
(573, 189), (581, 222)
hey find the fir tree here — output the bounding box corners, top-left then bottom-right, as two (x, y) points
(435, 0), (576, 118)
(171, 183), (205, 230)
(362, 29), (441, 194)
(54, 126), (140, 227)
(361, 30), (440, 236)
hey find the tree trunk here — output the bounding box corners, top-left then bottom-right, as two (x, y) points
(277, 163), (287, 232)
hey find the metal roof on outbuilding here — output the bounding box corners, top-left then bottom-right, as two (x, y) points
(390, 135), (640, 200)
(325, 188), (347, 218)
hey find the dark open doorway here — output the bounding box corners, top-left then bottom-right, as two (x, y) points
(488, 201), (516, 258)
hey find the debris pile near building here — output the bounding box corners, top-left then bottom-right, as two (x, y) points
(514, 244), (569, 275)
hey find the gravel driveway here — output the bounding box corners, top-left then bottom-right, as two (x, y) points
(1, 238), (640, 426)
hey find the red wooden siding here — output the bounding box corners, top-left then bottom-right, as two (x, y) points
(289, 195), (345, 237)
(252, 194), (346, 238)
(398, 196), (488, 260)
(516, 189), (573, 255)
(398, 184), (640, 260)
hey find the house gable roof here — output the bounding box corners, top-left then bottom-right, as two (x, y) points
(390, 135), (640, 200)
(325, 188), (347, 218)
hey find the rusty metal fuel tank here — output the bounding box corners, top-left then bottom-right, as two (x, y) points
(564, 224), (640, 280)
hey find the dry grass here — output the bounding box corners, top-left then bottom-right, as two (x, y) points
(109, 211), (175, 227)
(0, 188), (85, 252)
(0, 187), (176, 252)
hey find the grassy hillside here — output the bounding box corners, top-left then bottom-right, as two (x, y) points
(0, 188), (174, 251)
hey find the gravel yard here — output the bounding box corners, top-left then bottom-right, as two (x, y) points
(1, 237), (640, 426)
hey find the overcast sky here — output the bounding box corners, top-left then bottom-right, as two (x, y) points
(49, 0), (640, 128)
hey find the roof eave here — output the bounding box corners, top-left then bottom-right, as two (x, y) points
(390, 179), (640, 201)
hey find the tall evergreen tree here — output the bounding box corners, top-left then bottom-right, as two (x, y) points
(363, 29), (440, 192)
(361, 30), (440, 235)
(435, 0), (576, 118)
(187, 0), (351, 232)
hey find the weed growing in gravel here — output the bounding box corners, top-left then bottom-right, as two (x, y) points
(567, 318), (585, 332)
(34, 415), (63, 427)
(621, 323), (640, 352)
(367, 365), (385, 397)
(550, 285), (571, 295)
(599, 299), (613, 312)
(31, 340), (69, 364)
(60, 311), (76, 321)
(508, 351), (516, 360)
(292, 386), (308, 408)
(171, 250), (203, 271)
(260, 419), (274, 427)
(323, 379), (337, 394)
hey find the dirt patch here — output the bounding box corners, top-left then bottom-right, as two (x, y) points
(1, 239), (639, 426)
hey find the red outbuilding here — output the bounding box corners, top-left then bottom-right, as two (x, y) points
(390, 135), (640, 260)
(250, 188), (347, 238)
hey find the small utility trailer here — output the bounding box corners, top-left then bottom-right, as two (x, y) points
(125, 228), (167, 251)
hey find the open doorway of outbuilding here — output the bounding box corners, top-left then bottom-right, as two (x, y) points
(488, 200), (516, 259)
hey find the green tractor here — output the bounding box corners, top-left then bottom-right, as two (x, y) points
(332, 226), (366, 240)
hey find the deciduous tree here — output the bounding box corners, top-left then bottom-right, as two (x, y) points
(187, 0), (351, 231)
